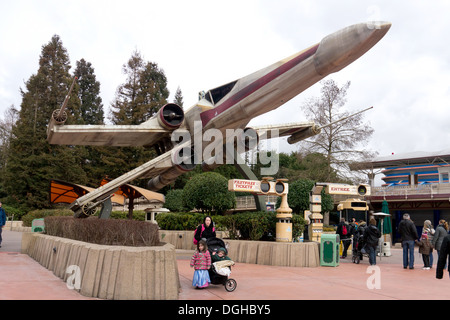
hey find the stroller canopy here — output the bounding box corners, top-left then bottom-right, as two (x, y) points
(206, 237), (227, 254)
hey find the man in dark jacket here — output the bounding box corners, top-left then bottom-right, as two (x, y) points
(336, 218), (351, 258)
(398, 213), (419, 269)
(363, 218), (381, 265)
(436, 234), (450, 279)
(0, 202), (6, 248)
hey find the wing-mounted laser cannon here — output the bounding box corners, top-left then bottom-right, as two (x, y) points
(287, 106), (374, 144)
(47, 76), (77, 136)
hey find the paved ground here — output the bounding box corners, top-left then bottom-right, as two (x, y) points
(1, 230), (450, 301)
(0, 230), (95, 300)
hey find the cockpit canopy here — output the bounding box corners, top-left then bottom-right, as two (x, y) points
(204, 80), (237, 105)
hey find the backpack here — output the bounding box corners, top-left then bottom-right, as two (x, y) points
(342, 224), (348, 236)
(193, 224), (215, 245)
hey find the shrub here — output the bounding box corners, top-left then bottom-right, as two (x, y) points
(44, 216), (160, 247)
(230, 211), (276, 240)
(22, 209), (73, 227)
(292, 213), (306, 240)
(155, 212), (204, 230)
(182, 172), (236, 214)
(164, 189), (187, 212)
(2, 204), (26, 221)
(109, 210), (145, 221)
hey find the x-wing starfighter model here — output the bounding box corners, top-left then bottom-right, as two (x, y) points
(47, 22), (391, 218)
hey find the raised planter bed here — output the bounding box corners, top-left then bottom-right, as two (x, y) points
(22, 233), (179, 300)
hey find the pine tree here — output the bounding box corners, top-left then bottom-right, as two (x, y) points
(105, 51), (168, 191)
(3, 35), (87, 209)
(73, 58), (110, 186)
(173, 86), (184, 108)
(74, 58), (104, 125)
(110, 50), (169, 124)
(0, 105), (19, 198)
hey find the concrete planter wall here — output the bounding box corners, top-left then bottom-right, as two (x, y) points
(159, 230), (320, 268)
(226, 240), (320, 267)
(22, 233), (179, 300)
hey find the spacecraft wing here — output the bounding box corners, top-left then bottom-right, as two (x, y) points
(251, 122), (320, 143)
(47, 124), (171, 147)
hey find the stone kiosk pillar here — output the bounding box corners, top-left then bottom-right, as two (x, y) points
(308, 185), (324, 242)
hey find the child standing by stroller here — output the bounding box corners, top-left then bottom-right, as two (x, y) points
(190, 239), (211, 289)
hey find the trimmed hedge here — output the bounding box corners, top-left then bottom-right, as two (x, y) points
(21, 209), (146, 227)
(22, 209), (74, 227)
(44, 216), (160, 247)
(155, 211), (306, 241)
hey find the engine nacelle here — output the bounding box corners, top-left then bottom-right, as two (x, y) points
(157, 103), (184, 130)
(287, 125), (321, 144)
(147, 146), (197, 191)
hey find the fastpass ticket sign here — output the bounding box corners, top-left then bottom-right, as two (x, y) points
(228, 179), (261, 193)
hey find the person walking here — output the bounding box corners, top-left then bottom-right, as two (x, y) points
(337, 218), (351, 258)
(0, 202), (6, 248)
(190, 239), (211, 289)
(398, 213), (419, 269)
(363, 218), (381, 265)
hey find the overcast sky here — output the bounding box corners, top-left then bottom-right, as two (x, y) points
(1, 0), (450, 183)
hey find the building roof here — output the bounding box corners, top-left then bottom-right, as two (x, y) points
(350, 148), (450, 170)
(50, 179), (165, 206)
(50, 179), (125, 205)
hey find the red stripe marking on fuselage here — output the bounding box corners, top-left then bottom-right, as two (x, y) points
(200, 43), (319, 127)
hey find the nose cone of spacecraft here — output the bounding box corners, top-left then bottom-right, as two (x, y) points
(314, 21), (391, 76)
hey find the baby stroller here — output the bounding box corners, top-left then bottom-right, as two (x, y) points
(352, 233), (369, 264)
(206, 237), (237, 292)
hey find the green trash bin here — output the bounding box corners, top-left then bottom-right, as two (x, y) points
(31, 218), (45, 233)
(320, 234), (340, 267)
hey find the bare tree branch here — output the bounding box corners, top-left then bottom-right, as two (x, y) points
(299, 79), (377, 183)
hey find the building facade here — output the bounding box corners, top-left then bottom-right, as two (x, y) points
(352, 150), (450, 243)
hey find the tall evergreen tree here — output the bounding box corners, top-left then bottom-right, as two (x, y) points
(105, 51), (168, 189)
(0, 105), (19, 199)
(74, 58), (108, 186)
(173, 86), (184, 108)
(110, 50), (169, 124)
(74, 58), (104, 125)
(3, 35), (87, 209)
